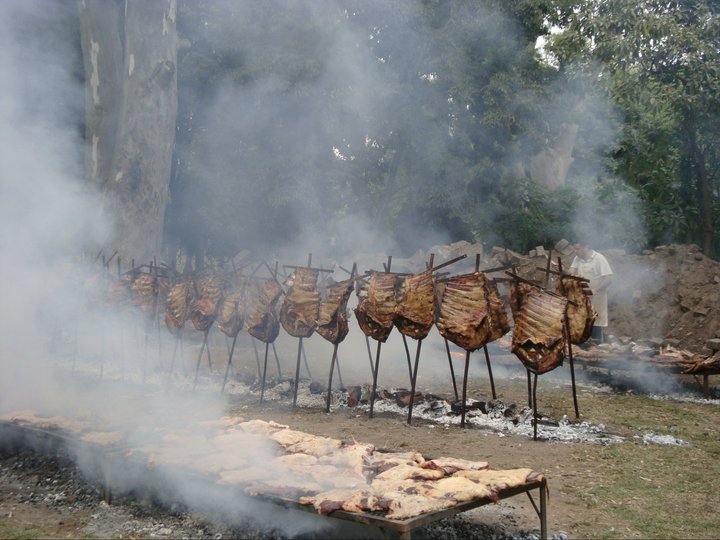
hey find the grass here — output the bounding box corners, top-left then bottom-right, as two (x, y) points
(0, 524), (49, 540)
(541, 380), (720, 539)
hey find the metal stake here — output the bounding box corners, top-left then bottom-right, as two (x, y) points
(483, 344), (497, 399)
(221, 334), (238, 393)
(406, 339), (423, 425)
(368, 340), (383, 418)
(325, 343), (339, 412)
(260, 342), (270, 403)
(533, 371), (539, 441)
(444, 339), (459, 401)
(292, 337), (304, 407)
(460, 349), (471, 428)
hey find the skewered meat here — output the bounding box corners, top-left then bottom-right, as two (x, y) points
(164, 279), (194, 337)
(511, 288), (568, 374)
(190, 272), (224, 331)
(217, 278), (247, 338)
(246, 278), (283, 343)
(131, 272), (158, 315)
(509, 280), (536, 321)
(435, 272), (491, 351)
(316, 277), (355, 344)
(106, 277), (132, 309)
(279, 268), (320, 338)
(394, 269), (435, 340)
(486, 280), (511, 342)
(354, 272), (398, 342)
(556, 276), (595, 344)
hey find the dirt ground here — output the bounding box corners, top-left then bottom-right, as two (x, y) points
(1, 347), (719, 540)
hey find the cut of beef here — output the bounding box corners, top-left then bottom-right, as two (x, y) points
(246, 278), (283, 343)
(511, 288), (568, 374)
(279, 268), (320, 338)
(394, 268), (435, 340)
(316, 277), (355, 344)
(354, 272), (398, 343)
(435, 272), (491, 351)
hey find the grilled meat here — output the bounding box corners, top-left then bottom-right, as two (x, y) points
(189, 272), (224, 331)
(511, 288), (568, 374)
(164, 278), (194, 337)
(394, 269), (435, 340)
(435, 272), (491, 351)
(555, 276), (595, 344)
(246, 278), (283, 343)
(354, 272), (398, 342)
(509, 280), (536, 321)
(486, 280), (511, 342)
(279, 268), (320, 338)
(217, 278), (247, 338)
(316, 277), (355, 344)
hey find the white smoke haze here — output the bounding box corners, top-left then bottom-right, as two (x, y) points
(0, 0), (683, 536)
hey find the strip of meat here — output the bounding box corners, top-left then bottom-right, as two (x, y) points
(373, 463), (445, 482)
(246, 278), (283, 343)
(394, 269), (435, 340)
(511, 288), (567, 374)
(164, 279), (194, 337)
(190, 272), (225, 331)
(420, 457), (489, 475)
(417, 476), (497, 503)
(486, 280), (511, 342)
(299, 488), (384, 515)
(453, 467), (538, 492)
(509, 280), (535, 321)
(383, 493), (455, 520)
(363, 450), (426, 475)
(280, 268), (320, 338)
(316, 277), (355, 344)
(217, 276), (247, 338)
(435, 272), (491, 351)
(556, 276), (595, 344)
(354, 272), (398, 342)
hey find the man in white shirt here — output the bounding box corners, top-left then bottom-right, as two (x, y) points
(569, 243), (613, 343)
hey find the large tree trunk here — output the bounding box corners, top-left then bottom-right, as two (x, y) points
(529, 123), (578, 191)
(78, 0), (178, 265)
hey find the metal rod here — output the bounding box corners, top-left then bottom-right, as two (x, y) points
(527, 369), (533, 408)
(326, 344), (339, 412)
(260, 342), (270, 403)
(406, 339), (423, 425)
(335, 353), (344, 388)
(292, 338), (304, 407)
(444, 339), (459, 401)
(460, 350), (471, 428)
(567, 320), (580, 419)
(168, 336), (180, 380)
(364, 335), (375, 377)
(704, 374), (709, 399)
(252, 338), (262, 379)
(401, 334), (413, 382)
(533, 372), (538, 441)
(483, 344), (497, 399)
(540, 480), (548, 540)
(193, 330), (209, 390)
(368, 340), (383, 419)
(543, 248), (553, 288)
(221, 334), (238, 393)
(272, 342), (282, 379)
(301, 341), (313, 380)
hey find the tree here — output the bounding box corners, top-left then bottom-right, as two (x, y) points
(78, 0), (178, 264)
(545, 0), (720, 255)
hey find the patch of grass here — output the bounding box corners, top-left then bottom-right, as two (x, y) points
(0, 523), (49, 540)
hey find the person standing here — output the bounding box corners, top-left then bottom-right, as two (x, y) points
(569, 242), (613, 343)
